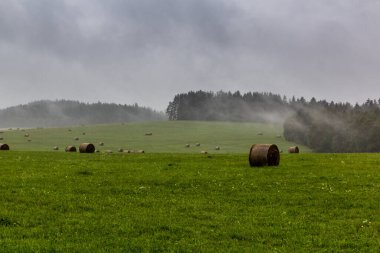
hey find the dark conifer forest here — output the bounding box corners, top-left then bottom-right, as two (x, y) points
(167, 90), (380, 152)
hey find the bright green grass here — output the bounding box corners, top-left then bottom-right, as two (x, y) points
(0, 121), (310, 153)
(0, 151), (379, 252)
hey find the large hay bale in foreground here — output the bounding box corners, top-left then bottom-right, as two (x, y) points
(288, 146), (299, 153)
(79, 143), (95, 153)
(249, 144), (280, 167)
(0, 143), (10, 150)
(65, 145), (77, 152)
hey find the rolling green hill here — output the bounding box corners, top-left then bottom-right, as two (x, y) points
(0, 121), (310, 153)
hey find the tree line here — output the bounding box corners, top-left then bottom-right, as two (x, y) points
(166, 90), (380, 152)
(0, 100), (165, 128)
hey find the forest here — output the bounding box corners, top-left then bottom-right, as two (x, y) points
(0, 100), (165, 128)
(167, 90), (380, 152)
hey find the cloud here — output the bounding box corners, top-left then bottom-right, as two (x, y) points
(0, 0), (380, 110)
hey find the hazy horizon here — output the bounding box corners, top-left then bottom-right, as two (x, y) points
(1, 0), (380, 111)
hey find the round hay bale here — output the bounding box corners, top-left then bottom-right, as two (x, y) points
(53, 146), (59, 151)
(0, 137), (3, 140)
(82, 132), (86, 135)
(249, 144), (280, 167)
(201, 150), (208, 154)
(0, 143), (10, 150)
(288, 146), (299, 153)
(27, 139), (32, 142)
(24, 133), (29, 137)
(79, 143), (95, 153)
(65, 145), (77, 152)
(195, 143), (200, 147)
(185, 144), (190, 148)
(136, 150), (145, 153)
(99, 142), (104, 146)
(118, 148), (124, 152)
(145, 132), (153, 136)
(215, 146), (220, 150)
(74, 137), (79, 141)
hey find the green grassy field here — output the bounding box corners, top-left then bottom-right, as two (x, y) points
(0, 151), (379, 252)
(0, 121), (310, 153)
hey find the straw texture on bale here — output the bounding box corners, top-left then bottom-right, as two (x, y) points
(79, 143), (95, 153)
(0, 143), (10, 150)
(65, 146), (77, 152)
(249, 144), (280, 167)
(288, 146), (299, 153)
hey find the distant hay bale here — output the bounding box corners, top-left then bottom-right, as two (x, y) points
(79, 143), (95, 153)
(24, 133), (29, 137)
(99, 142), (104, 146)
(288, 146), (299, 153)
(257, 132), (263, 136)
(65, 145), (77, 152)
(0, 137), (3, 140)
(215, 146), (220, 150)
(27, 139), (32, 142)
(105, 150), (113, 154)
(201, 150), (208, 154)
(118, 148), (124, 152)
(74, 137), (79, 141)
(53, 146), (59, 151)
(0, 143), (10, 150)
(249, 144), (280, 167)
(195, 143), (200, 147)
(185, 144), (190, 148)
(68, 129), (72, 132)
(123, 150), (131, 153)
(145, 132), (153, 136)
(136, 150), (145, 153)
(82, 132), (86, 135)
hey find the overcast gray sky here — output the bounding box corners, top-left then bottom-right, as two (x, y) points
(0, 0), (379, 110)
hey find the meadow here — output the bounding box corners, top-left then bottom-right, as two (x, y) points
(0, 121), (309, 153)
(0, 151), (379, 252)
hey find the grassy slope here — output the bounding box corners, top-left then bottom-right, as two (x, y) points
(0, 152), (379, 252)
(0, 121), (310, 153)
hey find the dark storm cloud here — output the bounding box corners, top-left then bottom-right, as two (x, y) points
(0, 0), (380, 110)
